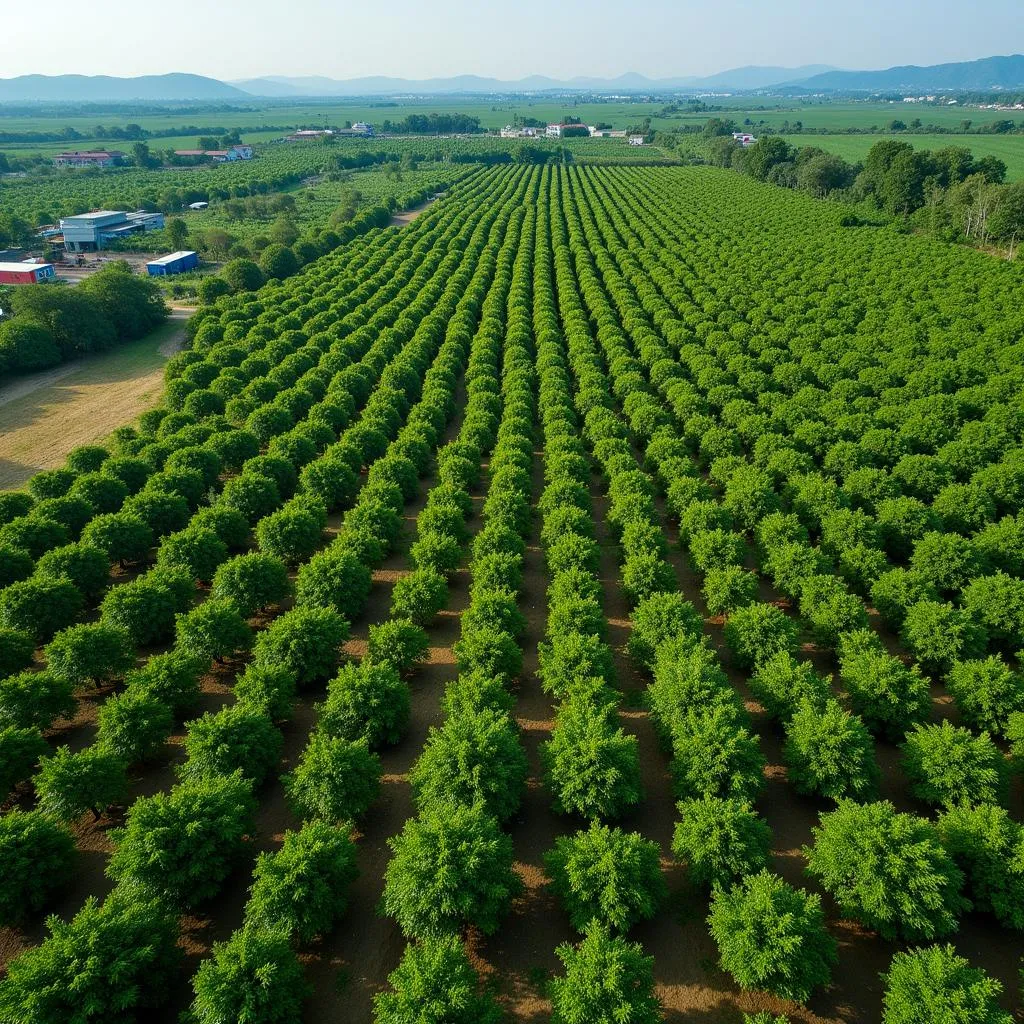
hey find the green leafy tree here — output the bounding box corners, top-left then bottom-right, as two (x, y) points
(544, 822), (666, 933)
(542, 697), (643, 819)
(256, 503), (323, 566)
(748, 652), (830, 722)
(881, 944), (1012, 1024)
(0, 810), (76, 924)
(0, 887), (180, 1024)
(373, 933), (502, 1024)
(626, 591), (704, 669)
(946, 656), (1024, 735)
(251, 605), (348, 688)
(245, 821), (359, 942)
(901, 601), (987, 675)
(80, 512), (154, 566)
(549, 921), (661, 1024)
(318, 660), (410, 747)
(107, 772), (257, 906)
(96, 685), (173, 763)
(452, 624), (522, 683)
(0, 575), (83, 642)
(723, 603), (799, 670)
(284, 733), (380, 821)
(234, 663), (297, 722)
(210, 552), (291, 617)
(0, 725), (48, 796)
(783, 698), (879, 801)
(901, 721), (1008, 808)
(366, 618), (430, 675)
(156, 526), (228, 583)
(938, 803), (1024, 930)
(381, 800), (521, 938)
(189, 924), (309, 1024)
(175, 598), (253, 663)
(411, 708), (527, 821)
(35, 543), (110, 601)
(222, 258), (264, 293)
(43, 623), (134, 688)
(390, 566), (449, 625)
(100, 575), (178, 645)
(180, 704), (283, 788)
(672, 796), (771, 889)
(708, 869), (836, 1004)
(35, 745), (129, 821)
(0, 670), (75, 731)
(295, 545), (372, 620)
(804, 799), (968, 941)
(126, 649), (203, 717)
(0, 626), (35, 678)
(669, 705), (765, 804)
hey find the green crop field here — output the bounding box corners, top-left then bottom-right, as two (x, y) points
(778, 131), (1024, 179)
(0, 158), (1023, 1024)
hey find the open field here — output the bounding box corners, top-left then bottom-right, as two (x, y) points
(0, 164), (1023, 1024)
(0, 313), (185, 488)
(779, 131), (1024, 179)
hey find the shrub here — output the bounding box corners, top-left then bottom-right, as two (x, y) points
(542, 697), (643, 819)
(390, 566), (449, 624)
(910, 531), (985, 593)
(126, 649), (203, 717)
(783, 699), (879, 801)
(409, 529), (463, 574)
(35, 543), (110, 601)
(0, 670), (75, 731)
(96, 685), (173, 763)
(869, 568), (938, 629)
(35, 745), (128, 821)
(937, 803), (1024, 931)
(411, 708), (527, 822)
(748, 652), (830, 722)
(210, 551), (291, 617)
(318, 660), (410, 748)
(366, 617), (429, 675)
(946, 657), (1024, 735)
(44, 623), (134, 687)
(672, 796), (772, 890)
(107, 772), (257, 906)
(722, 602), (798, 670)
(626, 591), (704, 669)
(961, 572), (1024, 650)
(295, 545), (373, 620)
(0, 544), (34, 588)
(190, 925), (309, 1024)
(373, 933), (502, 1024)
(804, 799), (967, 941)
(0, 514), (69, 559)
(251, 605), (348, 688)
(234, 663), (297, 722)
(901, 721), (1007, 809)
(901, 601), (988, 675)
(80, 511), (153, 566)
(0, 725), (47, 795)
(180, 704), (283, 788)
(620, 551), (675, 607)
(299, 456), (358, 512)
(545, 822), (666, 933)
(220, 472), (281, 525)
(881, 944), (1012, 1024)
(175, 598), (253, 663)
(0, 575), (83, 642)
(284, 733), (380, 821)
(549, 921), (661, 1024)
(702, 565), (759, 615)
(246, 821), (358, 942)
(798, 574), (868, 647)
(381, 800), (521, 937)
(838, 634), (930, 740)
(0, 810), (76, 924)
(100, 575), (178, 646)
(708, 869), (836, 1004)
(453, 624), (522, 683)
(0, 626), (34, 678)
(0, 888), (180, 1024)
(669, 705), (765, 804)
(255, 503), (323, 565)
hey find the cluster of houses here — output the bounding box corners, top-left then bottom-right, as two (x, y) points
(53, 144), (254, 169)
(498, 124), (644, 145)
(284, 123), (374, 142)
(171, 144), (254, 162)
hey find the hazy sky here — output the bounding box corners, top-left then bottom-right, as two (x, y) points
(2, 0), (1022, 80)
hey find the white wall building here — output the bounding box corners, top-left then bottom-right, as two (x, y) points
(60, 210), (165, 252)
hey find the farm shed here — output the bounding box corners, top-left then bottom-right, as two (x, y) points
(146, 251), (199, 276)
(0, 261), (55, 285)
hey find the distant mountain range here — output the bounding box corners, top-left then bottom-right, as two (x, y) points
(0, 55), (1022, 104)
(0, 73), (249, 102)
(232, 66), (837, 96)
(788, 54), (1024, 92)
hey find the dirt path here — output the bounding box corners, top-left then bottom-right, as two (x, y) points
(0, 310), (187, 490)
(389, 197), (438, 228)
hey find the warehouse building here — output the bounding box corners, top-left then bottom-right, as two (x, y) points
(146, 251), (199, 276)
(0, 261), (56, 285)
(53, 150), (124, 169)
(60, 211), (165, 252)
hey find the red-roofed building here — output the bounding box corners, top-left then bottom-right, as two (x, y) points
(53, 151), (124, 169)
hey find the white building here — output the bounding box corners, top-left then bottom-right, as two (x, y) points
(351, 123), (374, 136)
(628, 135), (645, 146)
(732, 132), (756, 146)
(546, 124), (563, 138)
(60, 210), (165, 252)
